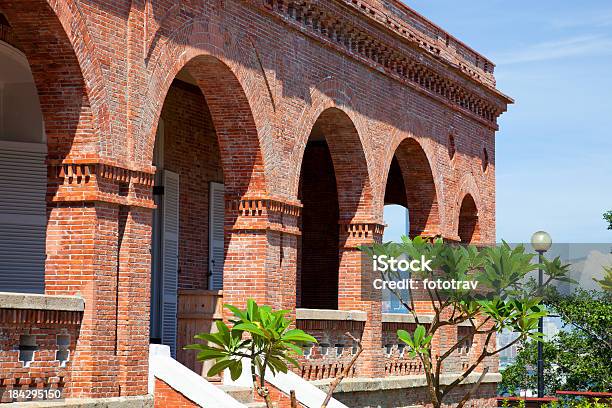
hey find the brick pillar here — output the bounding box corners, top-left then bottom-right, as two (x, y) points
(46, 201), (121, 398)
(337, 222), (385, 378)
(116, 204), (154, 396)
(45, 162), (155, 398)
(222, 196), (302, 312)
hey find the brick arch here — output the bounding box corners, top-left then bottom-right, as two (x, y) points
(301, 107), (373, 222)
(377, 112), (446, 224)
(0, 0), (108, 161)
(292, 80), (375, 221)
(455, 173), (483, 243)
(138, 18), (274, 196)
(458, 194), (480, 244)
(384, 137), (441, 237)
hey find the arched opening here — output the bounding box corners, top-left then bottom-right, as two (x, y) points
(149, 57), (265, 373)
(297, 114), (340, 310)
(0, 24), (46, 293)
(381, 139), (439, 313)
(0, 4), (88, 294)
(0, 1), (90, 297)
(458, 194), (480, 244)
(296, 107), (368, 310)
(387, 138), (439, 238)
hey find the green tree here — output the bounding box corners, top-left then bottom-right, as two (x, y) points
(359, 238), (572, 408)
(594, 266), (612, 292)
(604, 210), (612, 230)
(186, 300), (316, 408)
(499, 339), (561, 396)
(501, 289), (612, 394)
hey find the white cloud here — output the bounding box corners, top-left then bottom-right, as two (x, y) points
(492, 34), (612, 65)
(549, 10), (612, 29)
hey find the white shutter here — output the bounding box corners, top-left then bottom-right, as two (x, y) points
(208, 182), (225, 290)
(0, 141), (46, 293)
(161, 170), (179, 357)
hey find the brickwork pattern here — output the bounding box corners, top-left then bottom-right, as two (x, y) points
(0, 0), (509, 402)
(0, 310), (80, 403)
(153, 378), (199, 408)
(334, 382), (498, 408)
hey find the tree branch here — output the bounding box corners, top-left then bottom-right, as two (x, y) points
(321, 332), (363, 408)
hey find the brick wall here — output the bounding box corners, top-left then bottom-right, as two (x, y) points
(153, 378), (199, 408)
(0, 309), (81, 402)
(298, 141), (340, 309)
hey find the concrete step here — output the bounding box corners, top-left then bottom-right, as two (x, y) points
(217, 384), (256, 404)
(244, 402), (267, 408)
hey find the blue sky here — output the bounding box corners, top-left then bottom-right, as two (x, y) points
(389, 1), (612, 243)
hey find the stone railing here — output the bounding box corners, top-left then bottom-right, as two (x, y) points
(0, 292), (84, 403)
(295, 309), (366, 380)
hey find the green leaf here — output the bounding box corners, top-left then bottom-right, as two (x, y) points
(194, 332), (225, 347)
(207, 359), (234, 377)
(228, 360), (243, 381)
(225, 304), (248, 321)
(397, 329), (414, 347)
(233, 322), (266, 337)
(281, 329), (317, 343)
(413, 325), (426, 346)
(196, 348), (227, 361)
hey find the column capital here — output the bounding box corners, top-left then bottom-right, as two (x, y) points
(48, 159), (155, 209)
(339, 220), (385, 248)
(226, 194), (303, 236)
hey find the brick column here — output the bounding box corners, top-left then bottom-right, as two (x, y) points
(337, 222), (385, 378)
(222, 196), (302, 313)
(116, 205), (154, 396)
(46, 201), (120, 397)
(45, 161), (155, 398)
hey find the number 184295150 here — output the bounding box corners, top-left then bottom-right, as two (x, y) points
(6, 388), (62, 401)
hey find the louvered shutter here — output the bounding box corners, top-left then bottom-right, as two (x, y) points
(161, 170), (179, 357)
(0, 141), (46, 293)
(208, 182), (224, 290)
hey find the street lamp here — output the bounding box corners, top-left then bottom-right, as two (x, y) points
(530, 230), (552, 399)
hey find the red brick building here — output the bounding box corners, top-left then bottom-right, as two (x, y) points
(0, 0), (511, 406)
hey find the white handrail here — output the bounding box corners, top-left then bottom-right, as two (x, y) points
(225, 358), (349, 408)
(149, 344), (246, 408)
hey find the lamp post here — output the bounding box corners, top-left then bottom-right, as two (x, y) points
(531, 230), (552, 398)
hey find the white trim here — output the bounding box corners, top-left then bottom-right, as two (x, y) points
(226, 358), (349, 408)
(208, 181), (225, 290)
(149, 344), (247, 408)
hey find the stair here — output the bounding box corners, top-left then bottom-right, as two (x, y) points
(218, 385), (267, 408)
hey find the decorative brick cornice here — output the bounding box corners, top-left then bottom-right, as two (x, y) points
(48, 159), (156, 209)
(338, 221), (385, 248)
(227, 195), (302, 217)
(252, 0), (511, 128)
(0, 308), (82, 325)
(227, 195), (302, 235)
(340, 221), (385, 239)
(51, 160), (155, 187)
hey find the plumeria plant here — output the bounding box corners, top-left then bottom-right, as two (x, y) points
(360, 236), (573, 408)
(186, 299), (316, 408)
